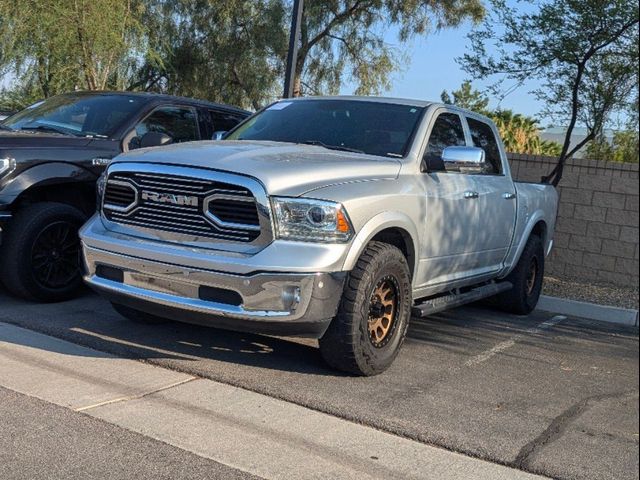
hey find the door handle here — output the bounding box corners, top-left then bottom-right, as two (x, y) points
(464, 191), (479, 199)
(502, 192), (516, 200)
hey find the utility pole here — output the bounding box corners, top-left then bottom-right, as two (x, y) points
(283, 0), (304, 99)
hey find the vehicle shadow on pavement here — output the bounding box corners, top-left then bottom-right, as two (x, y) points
(1, 289), (637, 376)
(0, 290), (348, 375)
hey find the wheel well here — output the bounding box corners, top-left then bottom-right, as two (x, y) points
(531, 220), (547, 244)
(371, 228), (416, 278)
(13, 182), (95, 216)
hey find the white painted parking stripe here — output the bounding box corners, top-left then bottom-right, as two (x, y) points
(465, 315), (566, 367)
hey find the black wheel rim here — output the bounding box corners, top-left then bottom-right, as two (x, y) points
(30, 221), (80, 289)
(526, 256), (538, 296)
(367, 275), (400, 348)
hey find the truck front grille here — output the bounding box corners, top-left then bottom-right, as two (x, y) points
(102, 171), (261, 242)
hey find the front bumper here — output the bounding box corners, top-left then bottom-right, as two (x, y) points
(82, 244), (346, 339)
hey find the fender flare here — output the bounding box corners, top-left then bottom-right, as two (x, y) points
(1, 162), (97, 204)
(499, 210), (548, 278)
(342, 211), (419, 275)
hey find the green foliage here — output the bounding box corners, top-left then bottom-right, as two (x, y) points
(136, 0), (288, 110)
(1, 0), (486, 110)
(586, 131), (640, 163)
(296, 1), (485, 96)
(440, 81), (563, 156)
(459, 0), (639, 185)
(441, 80), (489, 114)
(0, 0), (147, 99)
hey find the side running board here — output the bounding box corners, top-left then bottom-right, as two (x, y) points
(412, 281), (513, 317)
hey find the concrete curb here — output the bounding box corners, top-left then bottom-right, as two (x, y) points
(537, 295), (639, 327)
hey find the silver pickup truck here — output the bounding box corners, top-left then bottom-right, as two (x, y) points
(80, 96), (558, 376)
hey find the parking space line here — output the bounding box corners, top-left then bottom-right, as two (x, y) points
(75, 377), (198, 412)
(465, 315), (566, 367)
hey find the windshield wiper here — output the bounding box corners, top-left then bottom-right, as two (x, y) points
(301, 140), (364, 154)
(20, 124), (76, 136)
(0, 124), (13, 131)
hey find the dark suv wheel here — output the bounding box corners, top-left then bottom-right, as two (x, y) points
(0, 202), (86, 302)
(319, 241), (412, 376)
(490, 234), (545, 315)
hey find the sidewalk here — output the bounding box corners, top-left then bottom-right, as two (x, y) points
(0, 322), (546, 480)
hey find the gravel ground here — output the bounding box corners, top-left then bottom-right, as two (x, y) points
(543, 275), (639, 310)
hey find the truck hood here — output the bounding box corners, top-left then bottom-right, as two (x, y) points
(0, 130), (93, 149)
(113, 140), (402, 196)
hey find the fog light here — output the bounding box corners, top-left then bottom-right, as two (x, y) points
(282, 286), (301, 310)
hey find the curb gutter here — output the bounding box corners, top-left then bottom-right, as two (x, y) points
(537, 295), (639, 327)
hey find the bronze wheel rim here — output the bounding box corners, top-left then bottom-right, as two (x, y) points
(526, 257), (538, 296)
(367, 276), (399, 348)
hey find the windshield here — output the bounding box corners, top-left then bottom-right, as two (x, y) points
(226, 99), (424, 158)
(3, 93), (146, 137)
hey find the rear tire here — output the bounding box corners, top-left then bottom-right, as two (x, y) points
(110, 302), (169, 324)
(491, 234), (544, 315)
(319, 242), (412, 376)
(0, 202), (86, 302)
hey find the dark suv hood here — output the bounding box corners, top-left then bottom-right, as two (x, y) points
(0, 130), (93, 149)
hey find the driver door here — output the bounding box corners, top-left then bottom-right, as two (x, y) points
(417, 110), (484, 288)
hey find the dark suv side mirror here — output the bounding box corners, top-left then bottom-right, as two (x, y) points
(140, 131), (173, 148)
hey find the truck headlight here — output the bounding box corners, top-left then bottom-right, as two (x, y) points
(0, 157), (16, 177)
(272, 197), (354, 243)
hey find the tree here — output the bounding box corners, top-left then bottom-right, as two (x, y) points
(0, 0), (147, 104)
(586, 130), (639, 163)
(459, 0), (639, 186)
(440, 81), (563, 156)
(292, 0), (485, 96)
(441, 80), (489, 113)
(133, 0), (288, 110)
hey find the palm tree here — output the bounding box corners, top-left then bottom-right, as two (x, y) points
(490, 110), (561, 156)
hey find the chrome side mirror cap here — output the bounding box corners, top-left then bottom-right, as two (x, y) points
(442, 146), (486, 173)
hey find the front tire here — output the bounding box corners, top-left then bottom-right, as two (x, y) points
(0, 202), (87, 302)
(319, 242), (412, 376)
(491, 234), (545, 315)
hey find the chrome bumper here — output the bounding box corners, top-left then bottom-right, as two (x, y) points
(82, 245), (346, 338)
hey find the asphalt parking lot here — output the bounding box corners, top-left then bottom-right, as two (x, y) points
(1, 288), (638, 480)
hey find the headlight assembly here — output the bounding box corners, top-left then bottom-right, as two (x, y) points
(271, 197), (354, 243)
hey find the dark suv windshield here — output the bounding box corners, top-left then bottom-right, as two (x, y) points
(227, 100), (424, 158)
(4, 94), (146, 137)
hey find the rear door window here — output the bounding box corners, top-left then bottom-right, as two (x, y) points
(210, 110), (245, 134)
(466, 117), (502, 174)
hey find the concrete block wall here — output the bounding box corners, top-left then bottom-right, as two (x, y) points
(508, 153), (639, 287)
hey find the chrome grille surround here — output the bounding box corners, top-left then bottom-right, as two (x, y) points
(101, 162), (273, 253)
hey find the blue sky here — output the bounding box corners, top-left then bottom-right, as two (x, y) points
(339, 20), (548, 125)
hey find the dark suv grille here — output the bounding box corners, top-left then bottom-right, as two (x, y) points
(102, 171), (261, 242)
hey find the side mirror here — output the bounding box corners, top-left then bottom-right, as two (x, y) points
(442, 146), (486, 173)
(140, 131), (173, 148)
(212, 130), (228, 140)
